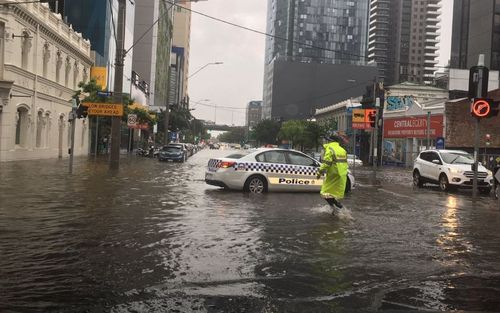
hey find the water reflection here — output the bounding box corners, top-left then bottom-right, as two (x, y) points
(1, 152), (500, 312)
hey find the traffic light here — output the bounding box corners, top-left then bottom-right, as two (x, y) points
(75, 100), (88, 119)
(471, 98), (499, 118)
(366, 109), (376, 128)
(490, 101), (500, 117)
(485, 133), (491, 146)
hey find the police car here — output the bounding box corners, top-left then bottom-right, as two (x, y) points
(205, 148), (354, 194)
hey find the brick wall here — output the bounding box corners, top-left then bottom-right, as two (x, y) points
(445, 89), (500, 148)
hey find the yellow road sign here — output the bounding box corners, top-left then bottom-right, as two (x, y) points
(83, 102), (123, 117)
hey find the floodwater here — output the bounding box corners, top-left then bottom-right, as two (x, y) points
(1, 150), (499, 312)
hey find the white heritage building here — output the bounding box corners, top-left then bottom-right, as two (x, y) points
(0, 1), (93, 161)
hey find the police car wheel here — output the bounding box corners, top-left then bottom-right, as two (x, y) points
(245, 175), (267, 194)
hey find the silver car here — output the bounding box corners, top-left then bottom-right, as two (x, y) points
(205, 148), (354, 194)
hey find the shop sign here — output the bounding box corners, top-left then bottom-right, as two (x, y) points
(384, 115), (443, 138)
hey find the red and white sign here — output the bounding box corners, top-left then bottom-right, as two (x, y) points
(384, 115), (443, 138)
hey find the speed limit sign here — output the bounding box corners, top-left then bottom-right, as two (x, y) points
(127, 114), (137, 127)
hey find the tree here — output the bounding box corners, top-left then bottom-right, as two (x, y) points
(217, 127), (246, 144)
(279, 120), (306, 149)
(254, 119), (281, 146)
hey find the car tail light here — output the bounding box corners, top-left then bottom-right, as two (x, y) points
(219, 161), (235, 168)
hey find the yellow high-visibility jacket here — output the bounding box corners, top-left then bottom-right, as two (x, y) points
(319, 142), (348, 200)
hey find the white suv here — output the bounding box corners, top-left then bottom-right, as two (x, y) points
(413, 149), (494, 194)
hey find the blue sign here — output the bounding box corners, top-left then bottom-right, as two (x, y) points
(436, 137), (445, 149)
(97, 91), (113, 97)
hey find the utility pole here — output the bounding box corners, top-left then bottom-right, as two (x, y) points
(426, 111), (431, 150)
(373, 97), (380, 169)
(471, 54), (488, 199)
(109, 0), (126, 170)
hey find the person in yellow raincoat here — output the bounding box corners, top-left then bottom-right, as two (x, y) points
(316, 131), (349, 210)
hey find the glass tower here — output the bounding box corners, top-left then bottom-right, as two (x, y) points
(265, 0), (370, 65)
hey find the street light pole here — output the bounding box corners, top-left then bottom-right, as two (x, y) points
(188, 62), (223, 79)
(109, 0), (126, 170)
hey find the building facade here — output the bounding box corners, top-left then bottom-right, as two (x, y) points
(368, 0), (441, 85)
(0, 1), (93, 161)
(48, 0), (135, 94)
(263, 0), (371, 119)
(246, 101), (262, 130)
(132, 0), (174, 111)
(450, 0), (500, 70)
(265, 59), (378, 120)
(382, 82), (448, 167)
(171, 1), (191, 108)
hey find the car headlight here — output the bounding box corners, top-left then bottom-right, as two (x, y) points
(487, 170), (493, 176)
(449, 168), (462, 174)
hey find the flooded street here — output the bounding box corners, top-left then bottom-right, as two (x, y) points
(1, 149), (500, 312)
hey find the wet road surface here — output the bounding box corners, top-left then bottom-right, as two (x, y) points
(1, 149), (500, 312)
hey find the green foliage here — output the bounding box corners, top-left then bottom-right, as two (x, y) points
(253, 119), (281, 145)
(156, 107), (208, 143)
(277, 119), (336, 150)
(217, 127), (246, 144)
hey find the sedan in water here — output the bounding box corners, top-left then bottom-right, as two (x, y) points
(205, 148), (354, 194)
(158, 144), (187, 162)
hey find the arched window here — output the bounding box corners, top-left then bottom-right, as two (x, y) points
(42, 42), (50, 78)
(56, 50), (62, 83)
(36, 110), (44, 148)
(65, 56), (71, 87)
(15, 106), (29, 147)
(21, 31), (31, 70)
(44, 111), (51, 148)
(73, 61), (79, 89)
(82, 67), (88, 83)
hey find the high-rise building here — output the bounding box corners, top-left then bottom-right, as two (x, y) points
(171, 1), (192, 109)
(133, 0), (174, 110)
(368, 0), (441, 85)
(246, 101), (263, 130)
(263, 0), (375, 120)
(450, 0), (500, 70)
(265, 0), (370, 65)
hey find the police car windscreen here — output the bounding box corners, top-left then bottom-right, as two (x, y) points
(225, 152), (249, 159)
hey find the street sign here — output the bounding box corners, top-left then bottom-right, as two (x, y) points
(471, 99), (491, 118)
(495, 169), (500, 183)
(127, 114), (137, 127)
(97, 91), (113, 97)
(436, 137), (445, 149)
(352, 109), (376, 129)
(83, 102), (123, 117)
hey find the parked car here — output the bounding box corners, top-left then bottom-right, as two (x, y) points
(205, 148), (354, 194)
(159, 144), (188, 162)
(413, 149), (494, 193)
(347, 154), (363, 166)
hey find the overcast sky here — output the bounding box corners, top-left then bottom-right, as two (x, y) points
(188, 0), (453, 126)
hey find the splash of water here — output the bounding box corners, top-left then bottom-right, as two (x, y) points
(313, 205), (354, 221)
(335, 206), (354, 221)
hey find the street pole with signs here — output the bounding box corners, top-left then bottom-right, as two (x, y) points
(470, 55), (489, 199)
(109, 0), (126, 170)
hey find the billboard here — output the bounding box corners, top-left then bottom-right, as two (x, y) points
(384, 115), (444, 138)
